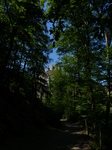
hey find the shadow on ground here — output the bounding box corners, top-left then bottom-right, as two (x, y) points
(1, 121), (91, 150)
(44, 121), (91, 150)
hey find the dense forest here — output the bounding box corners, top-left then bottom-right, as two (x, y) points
(0, 0), (112, 149)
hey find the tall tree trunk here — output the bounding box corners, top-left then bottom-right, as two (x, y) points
(4, 27), (17, 68)
(13, 42), (19, 70)
(104, 31), (111, 127)
(4, 0), (17, 68)
(77, 52), (80, 101)
(86, 54), (95, 111)
(22, 56), (27, 77)
(22, 49), (31, 77)
(18, 53), (23, 71)
(86, 26), (95, 111)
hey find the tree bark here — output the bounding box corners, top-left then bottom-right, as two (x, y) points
(104, 31), (111, 127)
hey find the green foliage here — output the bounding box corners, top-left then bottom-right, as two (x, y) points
(0, 0), (112, 149)
(43, 0), (112, 148)
(44, 64), (75, 119)
(0, 0), (50, 100)
(0, 1), (54, 146)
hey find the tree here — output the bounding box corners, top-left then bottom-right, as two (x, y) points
(0, 0), (50, 100)
(43, 0), (112, 126)
(44, 63), (75, 119)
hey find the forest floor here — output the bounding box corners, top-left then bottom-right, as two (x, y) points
(1, 120), (92, 150)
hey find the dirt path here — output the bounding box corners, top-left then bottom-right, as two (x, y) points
(43, 121), (91, 150)
(1, 121), (91, 150)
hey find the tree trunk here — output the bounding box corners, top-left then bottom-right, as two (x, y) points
(104, 31), (111, 127)
(13, 42), (19, 70)
(86, 26), (95, 111)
